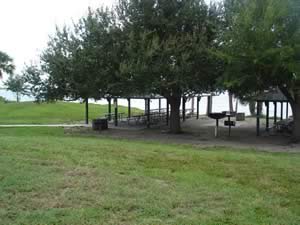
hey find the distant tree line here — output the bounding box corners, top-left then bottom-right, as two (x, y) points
(2, 0), (300, 138)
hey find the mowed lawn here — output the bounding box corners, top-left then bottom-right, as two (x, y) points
(0, 101), (139, 124)
(0, 128), (299, 225)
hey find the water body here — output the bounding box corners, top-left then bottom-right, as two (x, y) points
(0, 90), (34, 102)
(1, 90), (292, 117)
(95, 93), (293, 117)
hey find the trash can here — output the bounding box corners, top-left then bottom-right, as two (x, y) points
(236, 113), (245, 121)
(92, 119), (108, 131)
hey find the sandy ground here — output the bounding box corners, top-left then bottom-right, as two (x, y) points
(65, 116), (300, 153)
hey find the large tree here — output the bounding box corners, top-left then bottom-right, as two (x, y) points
(41, 7), (127, 101)
(222, 0), (300, 139)
(118, 0), (223, 133)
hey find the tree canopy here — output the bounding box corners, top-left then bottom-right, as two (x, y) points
(41, 7), (128, 101)
(0, 51), (15, 77)
(4, 74), (28, 102)
(221, 0), (300, 138)
(117, 0), (223, 132)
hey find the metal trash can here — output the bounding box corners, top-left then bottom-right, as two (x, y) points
(92, 119), (108, 131)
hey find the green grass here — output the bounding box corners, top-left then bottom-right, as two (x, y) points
(0, 101), (140, 124)
(0, 128), (299, 224)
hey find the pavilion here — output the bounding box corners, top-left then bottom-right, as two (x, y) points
(255, 89), (290, 136)
(104, 95), (206, 128)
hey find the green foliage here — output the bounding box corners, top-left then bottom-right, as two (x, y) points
(221, 0), (300, 98)
(0, 51), (15, 76)
(4, 74), (28, 102)
(0, 96), (8, 103)
(0, 127), (299, 224)
(118, 0), (223, 97)
(41, 7), (126, 101)
(22, 64), (48, 102)
(116, 0), (224, 132)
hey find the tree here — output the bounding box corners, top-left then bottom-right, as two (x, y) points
(0, 51), (15, 77)
(118, 0), (223, 133)
(22, 64), (47, 102)
(221, 0), (300, 139)
(4, 74), (28, 102)
(41, 7), (126, 101)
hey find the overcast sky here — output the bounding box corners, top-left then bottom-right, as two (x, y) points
(0, 0), (213, 74)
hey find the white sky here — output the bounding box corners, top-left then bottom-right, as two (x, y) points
(0, 0), (116, 74)
(0, 0), (213, 74)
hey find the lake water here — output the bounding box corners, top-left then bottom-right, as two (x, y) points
(94, 93), (293, 117)
(1, 90), (292, 117)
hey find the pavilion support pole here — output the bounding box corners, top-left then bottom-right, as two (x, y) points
(144, 98), (147, 113)
(127, 98), (131, 118)
(274, 102), (277, 125)
(191, 97), (195, 116)
(265, 101), (270, 132)
(114, 98), (118, 127)
(166, 99), (169, 126)
(107, 98), (112, 121)
(182, 96), (186, 122)
(197, 97), (201, 120)
(256, 101), (261, 136)
(159, 98), (161, 114)
(286, 102), (289, 119)
(85, 98), (89, 125)
(280, 102), (284, 120)
(146, 98), (151, 128)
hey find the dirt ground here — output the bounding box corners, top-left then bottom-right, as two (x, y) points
(65, 116), (300, 153)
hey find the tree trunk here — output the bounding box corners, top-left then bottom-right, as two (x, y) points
(16, 92), (20, 103)
(229, 92), (234, 112)
(249, 101), (256, 116)
(168, 96), (181, 134)
(206, 95), (213, 115)
(257, 102), (263, 115)
(191, 97), (195, 115)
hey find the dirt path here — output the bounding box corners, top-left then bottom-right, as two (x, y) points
(66, 117), (300, 153)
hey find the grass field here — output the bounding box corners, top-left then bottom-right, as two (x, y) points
(0, 101), (139, 124)
(0, 127), (299, 224)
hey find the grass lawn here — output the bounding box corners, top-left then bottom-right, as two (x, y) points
(0, 128), (299, 224)
(0, 101), (140, 124)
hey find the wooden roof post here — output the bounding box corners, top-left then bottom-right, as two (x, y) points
(281, 102), (284, 120)
(114, 98), (118, 126)
(127, 98), (131, 118)
(166, 98), (169, 126)
(265, 101), (269, 132)
(197, 97), (201, 120)
(107, 98), (112, 121)
(274, 102), (277, 125)
(85, 98), (89, 125)
(182, 96), (186, 122)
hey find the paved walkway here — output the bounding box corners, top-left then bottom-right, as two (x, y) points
(0, 124), (90, 128)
